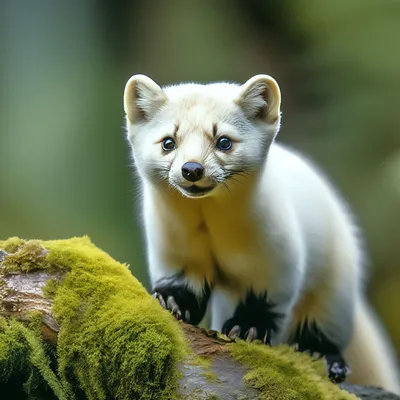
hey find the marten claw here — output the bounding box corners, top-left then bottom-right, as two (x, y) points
(228, 325), (241, 340)
(263, 330), (272, 345)
(167, 295), (182, 320)
(152, 292), (166, 309)
(246, 327), (258, 342)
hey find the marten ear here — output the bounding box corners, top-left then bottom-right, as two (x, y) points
(124, 74), (166, 123)
(237, 74), (281, 124)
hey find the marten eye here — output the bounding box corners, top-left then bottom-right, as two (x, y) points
(161, 137), (176, 151)
(216, 137), (232, 151)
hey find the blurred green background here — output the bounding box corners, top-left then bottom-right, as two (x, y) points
(1, 1), (399, 353)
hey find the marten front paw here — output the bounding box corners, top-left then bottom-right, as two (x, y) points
(152, 291), (189, 321)
(221, 291), (284, 344)
(152, 276), (210, 325)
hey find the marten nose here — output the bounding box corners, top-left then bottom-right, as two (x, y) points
(181, 162), (204, 182)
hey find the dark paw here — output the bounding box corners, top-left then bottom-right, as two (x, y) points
(221, 291), (283, 344)
(153, 291), (191, 321)
(222, 318), (273, 344)
(326, 354), (350, 384)
(289, 321), (351, 384)
(152, 277), (210, 325)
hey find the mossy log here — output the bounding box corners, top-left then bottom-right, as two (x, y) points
(0, 238), (398, 400)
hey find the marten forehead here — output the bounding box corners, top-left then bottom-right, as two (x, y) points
(161, 96), (243, 135)
(170, 92), (230, 113)
(164, 83), (239, 113)
(171, 102), (218, 133)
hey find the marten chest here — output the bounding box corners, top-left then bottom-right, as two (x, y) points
(164, 201), (274, 294)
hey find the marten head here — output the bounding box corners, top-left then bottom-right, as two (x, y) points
(124, 74), (281, 199)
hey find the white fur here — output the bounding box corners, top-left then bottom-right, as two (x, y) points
(124, 74), (400, 394)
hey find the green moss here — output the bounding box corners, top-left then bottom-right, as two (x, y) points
(43, 278), (61, 298)
(0, 236), (25, 253)
(0, 236), (188, 399)
(230, 341), (358, 400)
(193, 355), (212, 370)
(0, 317), (66, 399)
(0, 239), (50, 273)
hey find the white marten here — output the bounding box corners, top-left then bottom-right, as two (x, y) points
(123, 73), (400, 393)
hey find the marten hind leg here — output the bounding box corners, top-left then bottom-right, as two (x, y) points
(288, 289), (354, 383)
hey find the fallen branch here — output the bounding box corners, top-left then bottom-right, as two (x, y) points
(0, 238), (398, 400)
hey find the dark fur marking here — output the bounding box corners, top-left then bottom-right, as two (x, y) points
(153, 273), (211, 326)
(173, 124), (179, 138)
(222, 291), (284, 344)
(289, 320), (350, 383)
(212, 123), (218, 137)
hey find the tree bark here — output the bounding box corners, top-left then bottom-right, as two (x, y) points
(0, 249), (398, 400)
